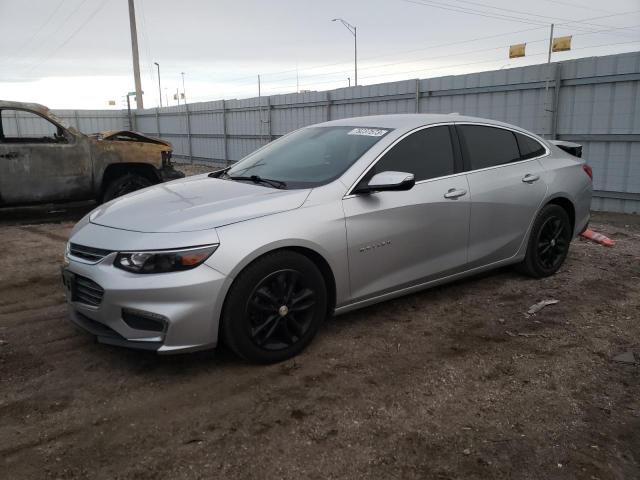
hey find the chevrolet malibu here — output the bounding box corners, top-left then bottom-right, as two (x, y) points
(63, 114), (592, 363)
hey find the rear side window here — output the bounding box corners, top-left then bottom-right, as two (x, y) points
(515, 132), (546, 159)
(458, 125), (520, 170)
(371, 126), (455, 181)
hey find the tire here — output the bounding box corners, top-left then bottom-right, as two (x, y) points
(518, 204), (572, 278)
(221, 251), (327, 364)
(102, 173), (153, 203)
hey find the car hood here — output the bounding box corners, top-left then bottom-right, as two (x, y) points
(88, 130), (172, 148)
(89, 174), (311, 233)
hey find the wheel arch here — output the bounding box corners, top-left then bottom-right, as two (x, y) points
(217, 244), (338, 338)
(544, 194), (576, 233)
(100, 163), (161, 198)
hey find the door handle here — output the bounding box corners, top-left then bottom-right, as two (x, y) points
(444, 188), (467, 199)
(0, 152), (19, 159)
(522, 174), (540, 183)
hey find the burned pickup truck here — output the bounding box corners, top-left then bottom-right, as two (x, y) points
(0, 100), (183, 206)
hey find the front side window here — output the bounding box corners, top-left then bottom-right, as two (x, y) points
(0, 109), (67, 144)
(369, 126), (455, 181)
(225, 126), (390, 189)
(458, 125), (520, 170)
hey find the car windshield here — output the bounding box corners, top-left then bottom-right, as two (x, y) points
(225, 126), (391, 188)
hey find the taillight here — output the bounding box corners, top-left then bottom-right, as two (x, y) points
(582, 164), (593, 181)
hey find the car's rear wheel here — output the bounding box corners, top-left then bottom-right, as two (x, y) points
(222, 251), (327, 363)
(518, 204), (572, 278)
(102, 173), (153, 202)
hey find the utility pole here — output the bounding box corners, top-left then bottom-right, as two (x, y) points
(543, 23), (555, 138)
(154, 62), (162, 108)
(348, 77), (351, 87)
(181, 72), (186, 103)
(176, 88), (180, 106)
(128, 0), (144, 109)
(258, 74), (261, 98)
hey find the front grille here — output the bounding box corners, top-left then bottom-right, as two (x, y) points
(73, 275), (105, 307)
(69, 243), (112, 263)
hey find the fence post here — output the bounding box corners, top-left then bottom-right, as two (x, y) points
(185, 103), (193, 164)
(222, 100), (228, 167)
(267, 96), (273, 142)
(13, 110), (21, 136)
(550, 63), (562, 140)
(415, 78), (420, 113)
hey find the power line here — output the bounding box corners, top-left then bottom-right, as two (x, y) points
(0, 0), (66, 65)
(537, 0), (616, 15)
(218, 8), (639, 87)
(226, 22), (639, 91)
(435, 0), (626, 33)
(22, 0), (110, 75)
(7, 0), (91, 70)
(250, 37), (640, 98)
(402, 0), (640, 35)
(401, 0), (557, 27)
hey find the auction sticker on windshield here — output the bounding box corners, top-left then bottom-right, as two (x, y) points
(348, 128), (388, 137)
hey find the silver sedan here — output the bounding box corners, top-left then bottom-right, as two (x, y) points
(62, 114), (593, 363)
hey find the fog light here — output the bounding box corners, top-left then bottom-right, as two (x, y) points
(121, 308), (167, 332)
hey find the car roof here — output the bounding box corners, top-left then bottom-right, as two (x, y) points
(318, 113), (529, 134)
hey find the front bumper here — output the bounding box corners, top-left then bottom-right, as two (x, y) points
(63, 254), (227, 354)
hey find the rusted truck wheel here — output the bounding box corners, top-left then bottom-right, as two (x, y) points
(102, 173), (153, 203)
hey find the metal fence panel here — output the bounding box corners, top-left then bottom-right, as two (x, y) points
(31, 51), (639, 213)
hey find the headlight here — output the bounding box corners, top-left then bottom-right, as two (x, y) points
(114, 245), (218, 274)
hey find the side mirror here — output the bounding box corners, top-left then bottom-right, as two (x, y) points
(355, 171), (415, 194)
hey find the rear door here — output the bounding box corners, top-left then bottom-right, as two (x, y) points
(0, 108), (92, 205)
(456, 124), (548, 268)
(343, 125), (470, 301)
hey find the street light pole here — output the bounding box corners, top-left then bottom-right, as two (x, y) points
(332, 18), (357, 86)
(154, 62), (162, 108)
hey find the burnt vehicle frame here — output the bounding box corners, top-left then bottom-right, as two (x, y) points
(0, 100), (183, 206)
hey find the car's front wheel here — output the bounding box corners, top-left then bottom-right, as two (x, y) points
(222, 251), (327, 363)
(518, 204), (572, 278)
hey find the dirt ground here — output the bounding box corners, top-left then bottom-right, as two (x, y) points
(1, 189), (639, 479)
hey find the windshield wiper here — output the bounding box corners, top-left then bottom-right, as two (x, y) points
(228, 175), (287, 189)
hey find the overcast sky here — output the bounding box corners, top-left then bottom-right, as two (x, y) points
(0, 0), (638, 109)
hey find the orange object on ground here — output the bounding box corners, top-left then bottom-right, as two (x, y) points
(580, 228), (615, 247)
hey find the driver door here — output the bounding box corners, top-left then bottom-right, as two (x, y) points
(342, 125), (470, 302)
(0, 108), (92, 205)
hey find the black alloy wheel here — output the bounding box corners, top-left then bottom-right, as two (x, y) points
(536, 216), (569, 271)
(222, 251), (327, 363)
(518, 204), (572, 278)
(247, 269), (316, 350)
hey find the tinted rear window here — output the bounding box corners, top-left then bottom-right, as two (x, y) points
(458, 125), (520, 170)
(371, 126), (455, 181)
(515, 132), (546, 159)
